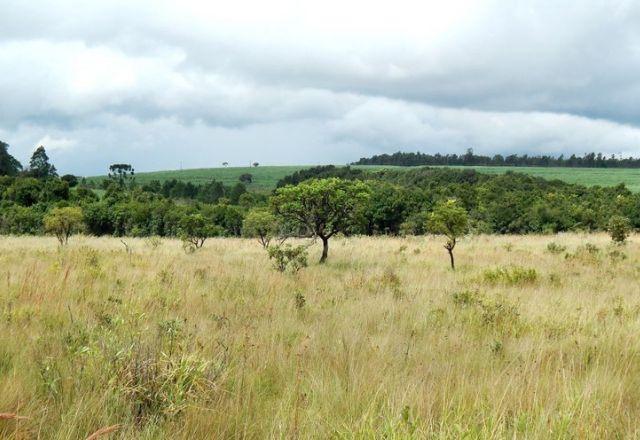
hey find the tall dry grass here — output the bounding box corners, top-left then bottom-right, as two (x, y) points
(0, 233), (639, 438)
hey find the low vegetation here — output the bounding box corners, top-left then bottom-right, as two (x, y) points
(1, 233), (639, 438)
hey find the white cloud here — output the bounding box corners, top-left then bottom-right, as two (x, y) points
(1, 0), (640, 174)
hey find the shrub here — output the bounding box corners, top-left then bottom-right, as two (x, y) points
(546, 242), (566, 254)
(43, 206), (83, 245)
(483, 266), (538, 285)
(608, 215), (631, 244)
(267, 244), (308, 273)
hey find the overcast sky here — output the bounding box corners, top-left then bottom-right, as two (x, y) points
(2, 0), (640, 175)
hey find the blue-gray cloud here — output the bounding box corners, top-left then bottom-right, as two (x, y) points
(1, 0), (640, 175)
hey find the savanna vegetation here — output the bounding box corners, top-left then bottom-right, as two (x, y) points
(2, 233), (640, 438)
(5, 140), (640, 438)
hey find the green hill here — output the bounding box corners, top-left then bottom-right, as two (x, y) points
(87, 164), (640, 192)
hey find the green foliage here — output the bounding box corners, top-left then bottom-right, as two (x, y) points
(483, 266), (538, 286)
(242, 208), (279, 248)
(546, 242), (567, 254)
(427, 199), (469, 269)
(271, 178), (370, 262)
(27, 146), (57, 178)
(607, 215), (631, 244)
(0, 140), (22, 176)
(43, 207), (84, 245)
(267, 244), (308, 273)
(178, 214), (221, 249)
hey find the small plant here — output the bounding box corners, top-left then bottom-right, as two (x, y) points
(380, 268), (403, 299)
(483, 266), (538, 286)
(452, 289), (481, 307)
(267, 244), (308, 273)
(145, 236), (163, 250)
(490, 339), (504, 356)
(609, 249), (627, 262)
(546, 242), (566, 254)
(294, 292), (306, 310)
(608, 215), (631, 245)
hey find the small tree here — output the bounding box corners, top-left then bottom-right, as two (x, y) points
(239, 173), (253, 184)
(108, 164), (135, 188)
(242, 208), (279, 248)
(608, 215), (631, 245)
(222, 162), (229, 167)
(179, 214), (220, 249)
(271, 178), (370, 263)
(267, 244), (308, 273)
(427, 199), (469, 270)
(44, 207), (83, 245)
(252, 162), (259, 168)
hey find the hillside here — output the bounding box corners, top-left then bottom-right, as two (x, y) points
(87, 164), (640, 192)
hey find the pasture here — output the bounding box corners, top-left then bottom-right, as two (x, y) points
(1, 234), (640, 438)
(87, 165), (640, 192)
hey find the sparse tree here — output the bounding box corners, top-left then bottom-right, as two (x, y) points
(242, 208), (279, 248)
(44, 207), (83, 245)
(222, 162), (229, 167)
(271, 178), (370, 263)
(27, 146), (57, 178)
(427, 199), (469, 270)
(108, 164), (135, 188)
(252, 162), (259, 168)
(608, 215), (631, 245)
(239, 173), (253, 184)
(179, 213), (221, 249)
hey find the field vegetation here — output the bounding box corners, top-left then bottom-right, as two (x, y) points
(1, 233), (640, 438)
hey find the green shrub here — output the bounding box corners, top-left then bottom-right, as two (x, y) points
(483, 266), (538, 285)
(267, 244), (308, 273)
(546, 242), (566, 254)
(607, 215), (631, 244)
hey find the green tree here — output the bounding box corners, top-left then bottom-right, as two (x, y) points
(427, 199), (469, 270)
(271, 178), (370, 263)
(27, 146), (57, 178)
(43, 207), (83, 245)
(108, 164), (135, 188)
(179, 213), (221, 249)
(242, 208), (279, 248)
(607, 215), (631, 244)
(0, 141), (22, 176)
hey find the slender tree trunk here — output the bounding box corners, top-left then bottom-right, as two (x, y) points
(447, 248), (455, 270)
(319, 236), (329, 264)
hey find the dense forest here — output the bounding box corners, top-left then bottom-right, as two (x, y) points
(1, 140), (639, 240)
(352, 149), (640, 168)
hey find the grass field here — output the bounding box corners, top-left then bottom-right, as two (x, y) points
(88, 165), (640, 192)
(2, 234), (640, 438)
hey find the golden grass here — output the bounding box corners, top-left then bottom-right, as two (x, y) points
(1, 233), (640, 438)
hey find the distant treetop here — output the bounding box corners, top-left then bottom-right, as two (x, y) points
(352, 149), (640, 168)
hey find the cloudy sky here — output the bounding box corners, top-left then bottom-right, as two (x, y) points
(2, 0), (640, 175)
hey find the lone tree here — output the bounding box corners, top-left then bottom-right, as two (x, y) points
(0, 141), (22, 176)
(44, 207), (83, 245)
(608, 215), (631, 245)
(27, 146), (57, 178)
(427, 199), (469, 270)
(179, 213), (221, 249)
(242, 208), (280, 248)
(252, 162), (259, 168)
(271, 178), (370, 263)
(239, 173), (253, 184)
(222, 162), (229, 167)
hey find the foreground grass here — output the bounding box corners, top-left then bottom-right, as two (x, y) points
(1, 234), (640, 438)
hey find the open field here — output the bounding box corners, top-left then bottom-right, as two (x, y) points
(88, 165), (640, 192)
(2, 234), (640, 438)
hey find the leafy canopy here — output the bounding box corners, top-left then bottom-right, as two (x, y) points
(427, 199), (469, 246)
(0, 140), (22, 176)
(271, 177), (370, 240)
(44, 207), (83, 245)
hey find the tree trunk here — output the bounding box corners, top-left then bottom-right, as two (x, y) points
(447, 248), (455, 270)
(319, 236), (329, 264)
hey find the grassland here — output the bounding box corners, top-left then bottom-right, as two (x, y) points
(88, 165), (640, 192)
(2, 234), (640, 438)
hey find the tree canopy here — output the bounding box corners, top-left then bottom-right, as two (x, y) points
(0, 141), (22, 176)
(27, 146), (57, 178)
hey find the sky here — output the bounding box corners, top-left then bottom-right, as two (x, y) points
(2, 0), (640, 175)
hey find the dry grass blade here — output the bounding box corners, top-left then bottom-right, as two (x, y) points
(85, 424), (122, 440)
(0, 413), (28, 420)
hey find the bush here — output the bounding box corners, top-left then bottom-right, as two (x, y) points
(546, 242), (567, 254)
(267, 244), (308, 273)
(483, 266), (538, 285)
(608, 215), (631, 244)
(43, 206), (83, 245)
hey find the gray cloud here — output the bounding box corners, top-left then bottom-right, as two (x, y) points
(1, 0), (640, 174)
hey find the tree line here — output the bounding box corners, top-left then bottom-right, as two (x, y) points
(1, 140), (639, 268)
(352, 149), (640, 168)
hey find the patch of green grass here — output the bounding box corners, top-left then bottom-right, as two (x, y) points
(86, 164), (640, 192)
